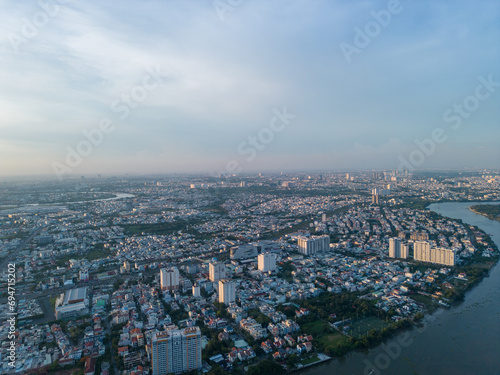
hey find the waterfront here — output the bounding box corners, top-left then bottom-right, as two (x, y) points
(304, 201), (500, 375)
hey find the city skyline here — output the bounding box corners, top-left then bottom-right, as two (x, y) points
(1, 0), (499, 177)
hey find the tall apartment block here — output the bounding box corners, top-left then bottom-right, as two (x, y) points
(414, 241), (455, 266)
(389, 237), (401, 258)
(151, 327), (202, 375)
(258, 252), (277, 272)
(389, 237), (408, 259)
(209, 262), (226, 282)
(218, 279), (236, 305)
(297, 235), (330, 256)
(160, 267), (180, 291)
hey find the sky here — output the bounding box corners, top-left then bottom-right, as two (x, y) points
(0, 0), (499, 177)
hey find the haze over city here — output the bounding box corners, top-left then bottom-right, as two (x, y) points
(1, 0), (499, 177)
(2, 2), (500, 375)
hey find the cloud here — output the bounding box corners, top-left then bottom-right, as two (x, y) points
(0, 0), (499, 176)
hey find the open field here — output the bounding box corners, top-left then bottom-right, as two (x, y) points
(346, 316), (391, 339)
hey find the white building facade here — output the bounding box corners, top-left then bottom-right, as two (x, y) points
(258, 253), (277, 272)
(161, 267), (180, 291)
(151, 327), (202, 375)
(297, 235), (329, 255)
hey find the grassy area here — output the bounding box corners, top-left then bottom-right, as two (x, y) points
(201, 203), (228, 215)
(123, 219), (204, 236)
(300, 354), (320, 366)
(300, 320), (333, 337)
(347, 317), (391, 339)
(316, 332), (352, 356)
(50, 296), (58, 309)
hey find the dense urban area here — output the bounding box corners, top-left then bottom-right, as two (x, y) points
(1, 170), (499, 375)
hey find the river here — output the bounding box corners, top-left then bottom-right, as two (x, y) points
(23, 192), (135, 206)
(304, 201), (500, 375)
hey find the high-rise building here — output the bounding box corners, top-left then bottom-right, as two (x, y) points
(429, 247), (456, 266)
(297, 235), (329, 256)
(258, 253), (277, 272)
(209, 262), (226, 282)
(389, 238), (401, 258)
(414, 241), (455, 266)
(151, 327), (202, 375)
(322, 213), (327, 222)
(414, 241), (431, 262)
(218, 279), (235, 305)
(160, 268), (180, 291)
(192, 285), (201, 298)
(372, 194), (379, 205)
(400, 243), (409, 259)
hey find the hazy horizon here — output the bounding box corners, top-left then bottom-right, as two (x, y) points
(1, 0), (499, 177)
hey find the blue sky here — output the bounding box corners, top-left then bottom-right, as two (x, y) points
(0, 0), (499, 176)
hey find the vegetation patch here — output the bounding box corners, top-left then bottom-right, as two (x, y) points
(346, 316), (391, 339)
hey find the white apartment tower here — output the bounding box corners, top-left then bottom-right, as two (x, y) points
(414, 241), (456, 266)
(192, 285), (201, 298)
(151, 327), (202, 375)
(218, 279), (235, 305)
(400, 243), (409, 259)
(414, 241), (432, 262)
(258, 253), (277, 272)
(209, 262), (226, 282)
(297, 235), (330, 256)
(389, 238), (401, 258)
(160, 267), (180, 291)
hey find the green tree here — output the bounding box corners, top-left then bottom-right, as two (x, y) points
(247, 360), (284, 375)
(286, 354), (300, 370)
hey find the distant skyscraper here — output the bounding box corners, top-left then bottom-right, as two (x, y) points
(297, 235), (329, 256)
(400, 243), (409, 259)
(372, 194), (379, 204)
(192, 285), (201, 298)
(322, 213), (327, 222)
(218, 279), (235, 305)
(258, 253), (277, 272)
(414, 241), (431, 262)
(151, 327), (202, 375)
(414, 241), (455, 266)
(389, 238), (401, 258)
(209, 262), (226, 282)
(160, 267), (180, 291)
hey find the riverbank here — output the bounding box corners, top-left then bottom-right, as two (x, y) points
(469, 204), (500, 222)
(300, 201), (500, 375)
(293, 353), (332, 371)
